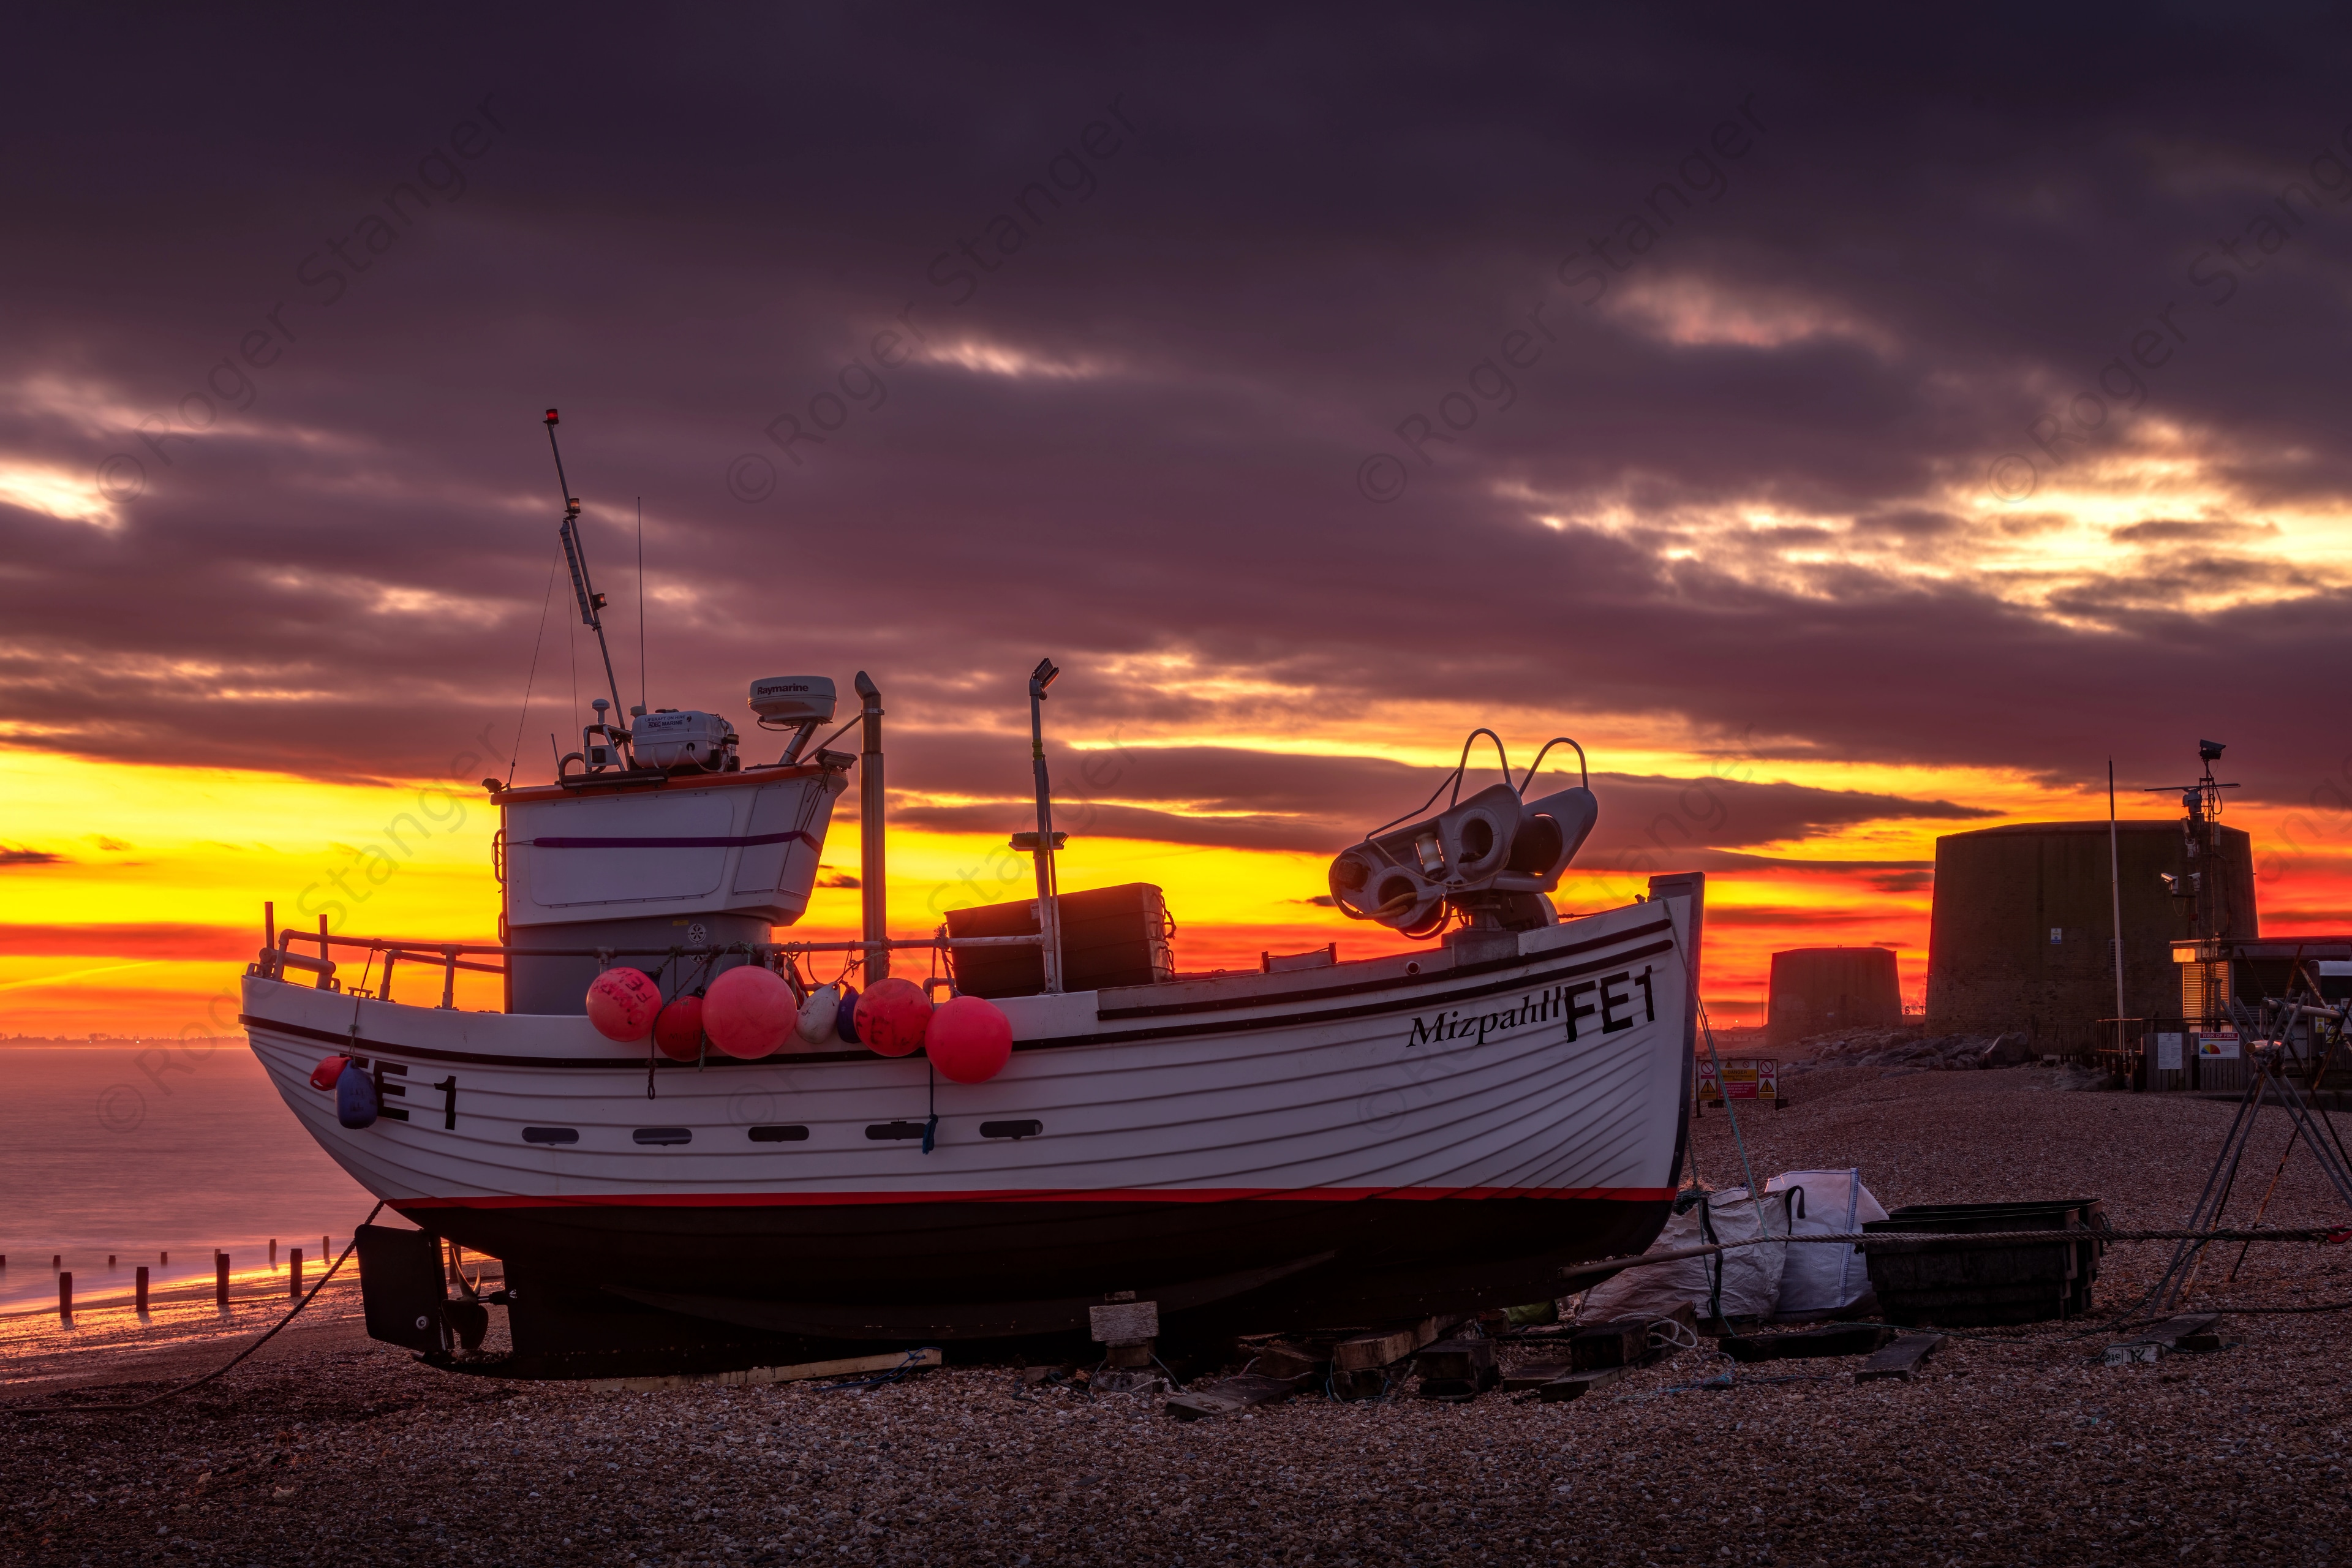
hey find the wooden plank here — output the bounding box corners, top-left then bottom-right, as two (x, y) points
(1501, 1364), (1574, 1392)
(1536, 1365), (1629, 1403)
(1416, 1312), (1469, 1346)
(1164, 1373), (1301, 1421)
(1415, 1338), (1500, 1400)
(1328, 1366), (1394, 1401)
(1248, 1341), (1325, 1381)
(1855, 1333), (1945, 1382)
(1413, 1338), (1498, 1379)
(1090, 1300), (1159, 1344)
(1570, 1321), (1651, 1371)
(587, 1346), (942, 1393)
(1333, 1328), (1419, 1371)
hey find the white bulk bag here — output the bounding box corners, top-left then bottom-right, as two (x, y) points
(1763, 1168), (1888, 1315)
(1577, 1187), (1790, 1324)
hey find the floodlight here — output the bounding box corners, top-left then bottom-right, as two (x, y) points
(2199, 739), (2225, 761)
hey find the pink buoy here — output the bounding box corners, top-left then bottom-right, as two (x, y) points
(853, 976), (933, 1058)
(585, 967), (660, 1042)
(654, 992), (704, 1062)
(925, 994), (1013, 1084)
(308, 1055), (350, 1091)
(704, 964), (797, 1059)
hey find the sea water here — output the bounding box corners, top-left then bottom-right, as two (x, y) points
(0, 1043), (374, 1314)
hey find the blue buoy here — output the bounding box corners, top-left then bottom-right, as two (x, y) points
(336, 1061), (379, 1129)
(835, 984), (861, 1046)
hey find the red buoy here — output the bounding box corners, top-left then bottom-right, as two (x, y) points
(308, 1055), (350, 1091)
(653, 992), (704, 1061)
(586, 967), (661, 1042)
(704, 965), (796, 1058)
(854, 977), (933, 1058)
(926, 994), (1013, 1083)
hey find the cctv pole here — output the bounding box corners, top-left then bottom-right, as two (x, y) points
(855, 672), (888, 981)
(1028, 658), (1063, 994)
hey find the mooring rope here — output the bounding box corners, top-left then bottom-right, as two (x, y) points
(1559, 1224), (2348, 1285)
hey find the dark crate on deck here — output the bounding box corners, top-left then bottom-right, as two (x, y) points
(1860, 1199), (2106, 1327)
(946, 883), (1175, 998)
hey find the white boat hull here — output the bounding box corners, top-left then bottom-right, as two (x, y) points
(243, 884), (1700, 1365)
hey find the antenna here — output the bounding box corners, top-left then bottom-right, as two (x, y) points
(2139, 737), (2243, 1008)
(543, 410), (628, 725)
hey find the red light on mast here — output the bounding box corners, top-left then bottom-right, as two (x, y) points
(545, 408), (559, 424)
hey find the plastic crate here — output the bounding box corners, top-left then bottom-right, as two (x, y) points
(1860, 1199), (2107, 1326)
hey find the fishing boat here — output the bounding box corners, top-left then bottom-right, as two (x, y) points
(236, 415), (1702, 1377)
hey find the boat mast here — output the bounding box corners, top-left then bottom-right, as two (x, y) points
(543, 409), (628, 723)
(1028, 658), (1065, 994)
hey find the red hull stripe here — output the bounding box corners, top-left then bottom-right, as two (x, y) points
(394, 1186), (1674, 1210)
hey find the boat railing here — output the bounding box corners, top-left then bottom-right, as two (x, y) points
(251, 919), (1044, 1009)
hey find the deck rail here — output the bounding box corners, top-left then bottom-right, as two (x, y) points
(249, 904), (1042, 1008)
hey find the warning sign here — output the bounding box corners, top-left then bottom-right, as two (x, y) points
(1697, 1057), (1780, 1107)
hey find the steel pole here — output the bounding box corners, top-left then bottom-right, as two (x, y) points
(855, 672), (888, 982)
(2110, 760), (2127, 1061)
(1029, 674), (1063, 995)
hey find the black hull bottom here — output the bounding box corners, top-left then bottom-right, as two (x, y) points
(399, 1196), (1670, 1378)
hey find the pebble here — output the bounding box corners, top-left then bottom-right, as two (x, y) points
(6, 1067), (2348, 1565)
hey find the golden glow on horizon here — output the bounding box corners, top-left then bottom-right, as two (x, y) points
(4, 737), (2348, 1036)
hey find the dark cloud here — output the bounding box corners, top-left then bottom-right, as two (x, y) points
(1, 5), (2350, 807)
(883, 738), (1989, 854)
(1705, 905), (1913, 929)
(0, 845), (66, 865)
(2110, 518), (2280, 546)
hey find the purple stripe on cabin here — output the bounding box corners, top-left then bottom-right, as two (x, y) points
(529, 831), (818, 849)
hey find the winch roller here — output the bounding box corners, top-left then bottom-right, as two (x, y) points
(1329, 779), (1598, 936)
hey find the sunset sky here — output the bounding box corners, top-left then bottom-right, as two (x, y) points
(6, 9), (2352, 1038)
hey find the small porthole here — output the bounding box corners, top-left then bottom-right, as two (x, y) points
(865, 1121), (927, 1141)
(749, 1125), (810, 1143)
(633, 1127), (692, 1146)
(1405, 961), (1421, 975)
(521, 1127), (578, 1145)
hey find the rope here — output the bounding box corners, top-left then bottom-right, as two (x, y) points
(505, 547), (562, 787)
(817, 1349), (931, 1393)
(1, 1200), (386, 1417)
(1673, 922), (1768, 1230)
(1626, 1224), (2345, 1253)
